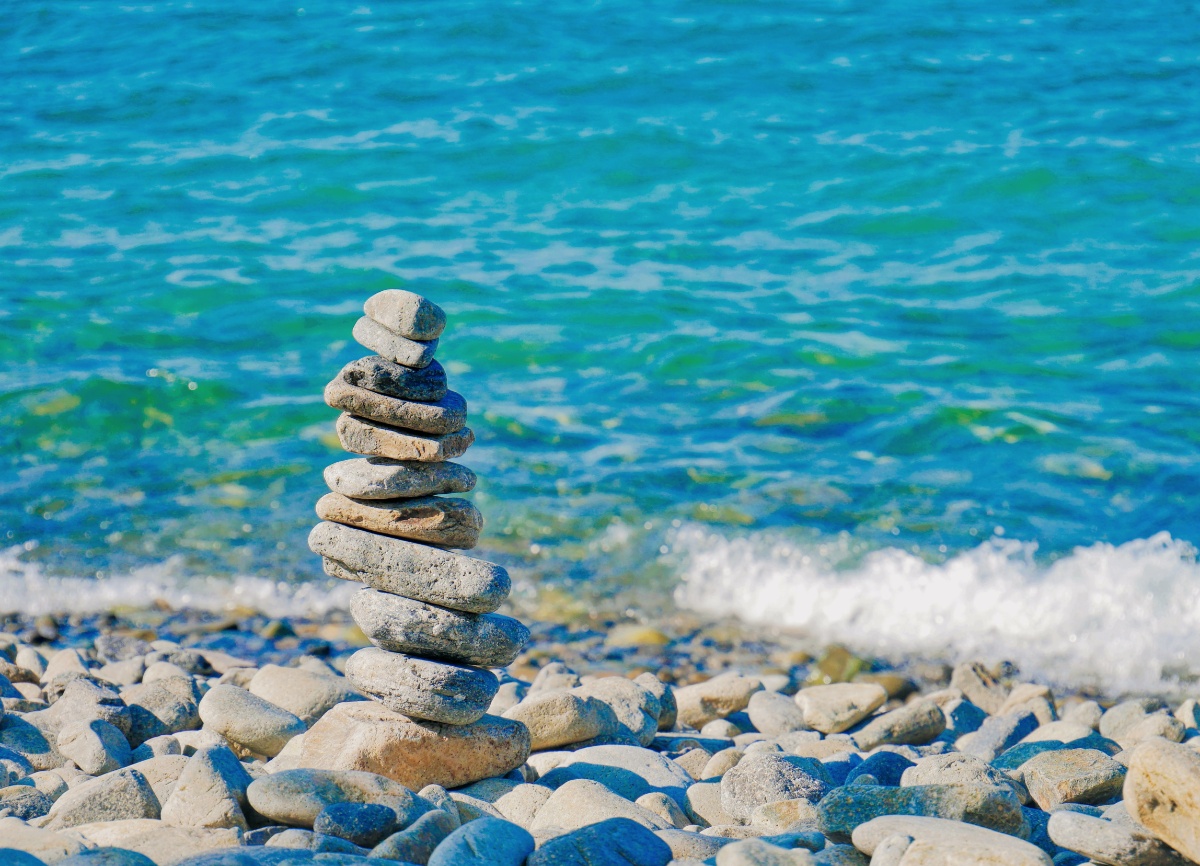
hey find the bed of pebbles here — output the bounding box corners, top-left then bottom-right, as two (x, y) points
(1, 609), (1200, 866)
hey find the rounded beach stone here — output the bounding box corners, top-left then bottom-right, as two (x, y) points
(1021, 748), (1125, 810)
(719, 754), (833, 820)
(308, 521), (510, 613)
(674, 674), (764, 730)
(551, 745), (694, 808)
(56, 718), (131, 776)
(324, 457), (476, 500)
(340, 355), (448, 402)
(313, 802), (399, 848)
(316, 492), (483, 549)
(350, 589), (529, 668)
(43, 768), (159, 830)
(1124, 738), (1200, 861)
(371, 808), (458, 861)
(852, 816), (1051, 865)
(0, 784), (53, 820)
(344, 647), (498, 725)
(301, 702), (529, 791)
(531, 778), (672, 833)
(352, 316), (438, 368)
(325, 377), (467, 435)
(572, 678), (661, 747)
(850, 700), (946, 751)
(247, 767), (421, 828)
(197, 684), (306, 758)
(794, 683), (887, 735)
(817, 783), (1027, 840)
(502, 692), (613, 750)
(428, 817), (534, 866)
(634, 672), (677, 731)
(1047, 810), (1189, 866)
(950, 661), (1010, 715)
(159, 744), (251, 831)
(528, 817), (674, 866)
(363, 289), (446, 341)
(246, 664), (364, 726)
(336, 412), (474, 462)
(746, 690), (809, 737)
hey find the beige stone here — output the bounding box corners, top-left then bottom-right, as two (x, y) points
(851, 815), (1051, 865)
(675, 674), (763, 729)
(316, 492), (482, 549)
(794, 683), (887, 735)
(300, 701), (530, 790)
(325, 377), (466, 435)
(1125, 738), (1200, 862)
(503, 692), (615, 751)
(337, 412), (472, 462)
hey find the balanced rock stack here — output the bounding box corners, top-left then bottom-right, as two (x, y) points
(302, 290), (532, 789)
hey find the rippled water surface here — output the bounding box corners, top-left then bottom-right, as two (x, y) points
(4, 2), (1200, 684)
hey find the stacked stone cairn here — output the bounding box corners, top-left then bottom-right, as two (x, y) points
(306, 290), (532, 779)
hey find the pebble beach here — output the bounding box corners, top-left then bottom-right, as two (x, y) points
(4, 606), (1200, 865)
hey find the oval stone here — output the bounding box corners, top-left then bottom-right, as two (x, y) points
(316, 493), (482, 549)
(324, 458), (476, 500)
(345, 647), (499, 726)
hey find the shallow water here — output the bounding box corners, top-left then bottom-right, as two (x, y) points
(3, 2), (1200, 690)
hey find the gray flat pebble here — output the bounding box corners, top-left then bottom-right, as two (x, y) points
(363, 290), (446, 341)
(313, 802), (399, 848)
(324, 457), (476, 500)
(851, 700), (946, 751)
(528, 816), (673, 866)
(369, 808), (457, 861)
(747, 690), (810, 737)
(1047, 810), (1189, 866)
(324, 378), (466, 435)
(852, 815), (1050, 866)
(351, 588), (528, 667)
(720, 753), (833, 820)
(340, 355), (448, 403)
(344, 646), (498, 725)
(572, 678), (661, 747)
(43, 768), (159, 830)
(336, 413), (473, 462)
(352, 316), (438, 368)
(550, 745), (694, 808)
(316, 492), (482, 549)
(160, 743), (252, 831)
(959, 709), (1040, 762)
(428, 817), (534, 866)
(308, 521), (510, 613)
(817, 783), (1027, 839)
(247, 768), (422, 829)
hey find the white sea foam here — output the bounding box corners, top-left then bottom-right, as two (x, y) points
(672, 525), (1200, 695)
(0, 545), (355, 618)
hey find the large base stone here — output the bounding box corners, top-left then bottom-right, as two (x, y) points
(299, 702), (531, 791)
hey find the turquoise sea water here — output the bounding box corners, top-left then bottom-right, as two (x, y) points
(4, 2), (1200, 688)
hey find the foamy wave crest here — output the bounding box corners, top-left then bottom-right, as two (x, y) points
(0, 545), (355, 617)
(672, 526), (1200, 695)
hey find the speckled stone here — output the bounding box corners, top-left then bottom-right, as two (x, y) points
(818, 783), (1027, 840)
(851, 700), (946, 751)
(339, 355), (448, 402)
(344, 646), (498, 725)
(350, 588), (529, 667)
(794, 683), (887, 735)
(196, 684), (306, 758)
(325, 377), (467, 435)
(247, 767), (422, 828)
(316, 492), (483, 548)
(324, 457), (476, 500)
(308, 521), (510, 613)
(720, 753), (832, 820)
(336, 413), (473, 462)
(852, 816), (1050, 866)
(363, 290), (447, 341)
(1021, 748), (1126, 810)
(352, 316), (438, 368)
(1124, 738), (1200, 862)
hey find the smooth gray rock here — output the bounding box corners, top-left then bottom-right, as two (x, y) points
(572, 679), (662, 747)
(901, 753), (1026, 800)
(795, 684), (887, 735)
(56, 718), (131, 776)
(1099, 699), (1167, 741)
(1047, 810), (1189, 866)
(317, 492), (482, 549)
(1022, 748), (1125, 810)
(313, 802), (399, 848)
(635, 673), (678, 731)
(247, 768), (422, 829)
(325, 378), (466, 435)
(817, 783), (1027, 840)
(502, 692), (616, 751)
(851, 816), (1050, 865)
(370, 807), (457, 861)
(324, 457), (476, 501)
(246, 664), (364, 726)
(308, 521), (509, 613)
(339, 355), (448, 402)
(344, 647), (498, 725)
(532, 779), (672, 833)
(747, 691), (810, 737)
(0, 784), (54, 820)
(336, 412), (473, 462)
(960, 710), (1040, 762)
(197, 684), (306, 757)
(351, 589), (526, 667)
(528, 816), (673, 866)
(122, 676), (201, 743)
(160, 744), (252, 830)
(43, 768), (160, 829)
(721, 753), (833, 820)
(428, 817), (534, 866)
(363, 289), (446, 341)
(851, 701), (946, 751)
(352, 316), (438, 368)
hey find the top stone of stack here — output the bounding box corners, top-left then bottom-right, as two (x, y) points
(364, 289), (447, 341)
